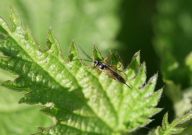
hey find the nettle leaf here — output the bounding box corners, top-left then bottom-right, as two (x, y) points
(0, 0), (121, 53)
(154, 0), (192, 86)
(0, 87), (52, 135)
(174, 87), (192, 117)
(151, 112), (192, 135)
(0, 12), (162, 135)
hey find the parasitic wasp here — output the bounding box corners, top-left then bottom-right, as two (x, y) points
(77, 46), (132, 88)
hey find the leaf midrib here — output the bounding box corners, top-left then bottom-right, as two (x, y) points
(3, 23), (115, 133)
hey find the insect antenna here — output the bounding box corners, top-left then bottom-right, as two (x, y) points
(73, 58), (92, 63)
(125, 83), (132, 89)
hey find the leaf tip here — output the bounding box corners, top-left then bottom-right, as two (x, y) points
(149, 73), (158, 85)
(68, 42), (79, 61)
(93, 45), (103, 61)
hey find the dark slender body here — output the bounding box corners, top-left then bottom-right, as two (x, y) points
(94, 60), (131, 88)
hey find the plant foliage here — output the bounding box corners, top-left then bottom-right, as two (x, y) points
(154, 0), (192, 124)
(149, 112), (192, 135)
(0, 87), (52, 135)
(154, 0), (192, 86)
(0, 11), (165, 135)
(0, 0), (120, 52)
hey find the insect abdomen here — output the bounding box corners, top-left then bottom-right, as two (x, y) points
(111, 70), (126, 84)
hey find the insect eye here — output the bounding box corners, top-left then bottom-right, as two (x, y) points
(99, 65), (105, 69)
(94, 61), (98, 65)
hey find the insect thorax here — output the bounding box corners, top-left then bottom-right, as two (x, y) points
(94, 60), (107, 70)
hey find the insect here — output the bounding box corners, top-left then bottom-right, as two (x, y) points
(77, 46), (131, 88)
(93, 60), (131, 88)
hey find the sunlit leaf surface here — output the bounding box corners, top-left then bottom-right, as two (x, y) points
(0, 12), (162, 135)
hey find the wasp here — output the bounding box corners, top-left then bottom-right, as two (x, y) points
(93, 60), (131, 88)
(77, 46), (131, 88)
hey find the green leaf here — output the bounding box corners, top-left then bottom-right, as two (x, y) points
(0, 11), (162, 135)
(151, 112), (192, 135)
(0, 0), (120, 53)
(162, 80), (182, 104)
(0, 86), (52, 135)
(93, 45), (104, 61)
(174, 87), (192, 117)
(162, 80), (192, 118)
(154, 0), (192, 86)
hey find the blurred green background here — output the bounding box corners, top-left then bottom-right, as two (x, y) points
(0, 0), (192, 135)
